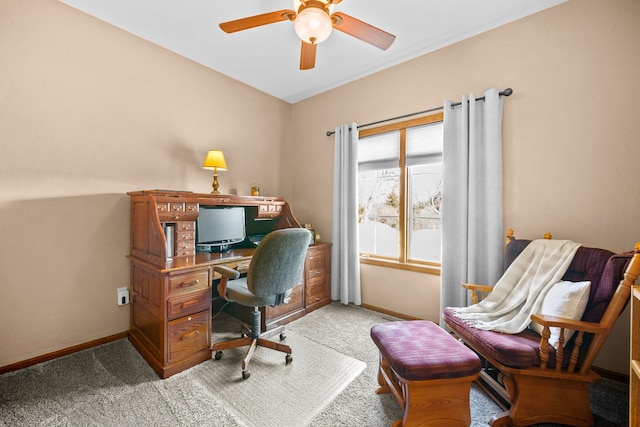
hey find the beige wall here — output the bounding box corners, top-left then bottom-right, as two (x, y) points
(2, 0), (638, 375)
(0, 0), (292, 367)
(290, 0), (640, 373)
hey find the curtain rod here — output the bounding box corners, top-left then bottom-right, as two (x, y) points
(325, 88), (513, 137)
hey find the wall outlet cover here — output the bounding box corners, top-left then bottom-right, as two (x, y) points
(117, 287), (130, 305)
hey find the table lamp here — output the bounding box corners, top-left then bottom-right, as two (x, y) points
(202, 150), (227, 194)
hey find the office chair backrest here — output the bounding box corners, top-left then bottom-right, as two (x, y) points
(246, 228), (311, 299)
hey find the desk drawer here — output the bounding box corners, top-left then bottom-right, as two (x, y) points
(157, 204), (198, 222)
(267, 283), (303, 319)
(306, 275), (328, 301)
(257, 203), (284, 218)
(176, 230), (195, 241)
(168, 310), (209, 363)
(306, 246), (329, 277)
(184, 203), (198, 215)
(175, 240), (195, 252)
(306, 259), (327, 278)
(176, 221), (195, 232)
(168, 204), (198, 221)
(168, 289), (211, 319)
(168, 271), (208, 296)
(306, 265), (326, 279)
(175, 248), (196, 257)
(307, 252), (325, 269)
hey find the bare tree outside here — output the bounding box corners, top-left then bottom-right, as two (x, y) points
(358, 164), (442, 261)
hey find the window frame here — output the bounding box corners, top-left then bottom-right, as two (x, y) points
(358, 113), (443, 276)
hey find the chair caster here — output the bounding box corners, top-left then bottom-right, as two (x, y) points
(241, 324), (250, 338)
(242, 370), (251, 380)
(280, 332), (286, 341)
(214, 351), (223, 360)
(285, 354), (293, 365)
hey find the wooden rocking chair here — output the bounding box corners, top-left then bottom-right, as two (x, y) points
(443, 230), (640, 426)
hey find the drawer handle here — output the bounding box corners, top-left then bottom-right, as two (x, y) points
(181, 279), (200, 288)
(180, 329), (200, 341)
(181, 299), (199, 309)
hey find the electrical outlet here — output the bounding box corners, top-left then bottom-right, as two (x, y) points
(117, 287), (130, 305)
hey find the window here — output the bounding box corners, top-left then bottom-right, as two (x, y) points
(357, 113), (443, 274)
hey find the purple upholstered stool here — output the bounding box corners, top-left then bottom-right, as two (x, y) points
(371, 320), (481, 427)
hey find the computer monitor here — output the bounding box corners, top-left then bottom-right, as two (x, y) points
(196, 206), (245, 252)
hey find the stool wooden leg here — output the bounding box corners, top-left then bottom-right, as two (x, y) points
(375, 353), (393, 395)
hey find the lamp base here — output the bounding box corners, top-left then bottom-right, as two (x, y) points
(211, 170), (221, 194)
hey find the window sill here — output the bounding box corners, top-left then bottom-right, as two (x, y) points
(359, 257), (441, 276)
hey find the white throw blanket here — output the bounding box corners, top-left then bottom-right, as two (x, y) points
(452, 239), (581, 334)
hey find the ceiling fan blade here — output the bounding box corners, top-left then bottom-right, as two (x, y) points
(219, 10), (295, 33)
(300, 41), (317, 70)
(331, 12), (396, 50)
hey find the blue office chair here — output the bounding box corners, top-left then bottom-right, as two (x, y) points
(212, 227), (312, 379)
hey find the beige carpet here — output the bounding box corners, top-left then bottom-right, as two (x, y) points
(0, 303), (627, 426)
(0, 316), (365, 427)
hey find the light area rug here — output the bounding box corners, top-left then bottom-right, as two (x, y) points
(193, 329), (366, 427)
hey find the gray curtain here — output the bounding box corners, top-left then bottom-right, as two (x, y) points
(331, 123), (361, 305)
(440, 88), (504, 323)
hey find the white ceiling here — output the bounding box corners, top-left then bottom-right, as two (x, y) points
(59, 0), (566, 104)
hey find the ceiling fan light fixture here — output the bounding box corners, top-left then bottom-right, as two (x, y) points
(220, 0), (395, 71)
(294, 4), (332, 44)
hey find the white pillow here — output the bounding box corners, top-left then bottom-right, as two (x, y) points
(530, 280), (591, 349)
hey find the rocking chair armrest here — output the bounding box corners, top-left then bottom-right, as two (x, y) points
(462, 283), (494, 304)
(461, 283), (494, 292)
(532, 314), (607, 371)
(530, 314), (605, 334)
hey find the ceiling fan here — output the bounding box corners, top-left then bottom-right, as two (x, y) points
(219, 0), (396, 70)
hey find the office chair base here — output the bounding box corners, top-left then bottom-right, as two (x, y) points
(212, 325), (293, 380)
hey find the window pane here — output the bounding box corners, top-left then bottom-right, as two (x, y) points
(357, 115), (443, 268)
(408, 163), (442, 262)
(358, 168), (400, 258)
(406, 122), (443, 166)
(358, 131), (400, 171)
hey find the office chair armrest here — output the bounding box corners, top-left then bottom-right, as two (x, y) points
(214, 265), (241, 280)
(214, 265), (241, 302)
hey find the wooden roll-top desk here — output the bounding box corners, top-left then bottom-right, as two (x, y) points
(127, 190), (331, 378)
